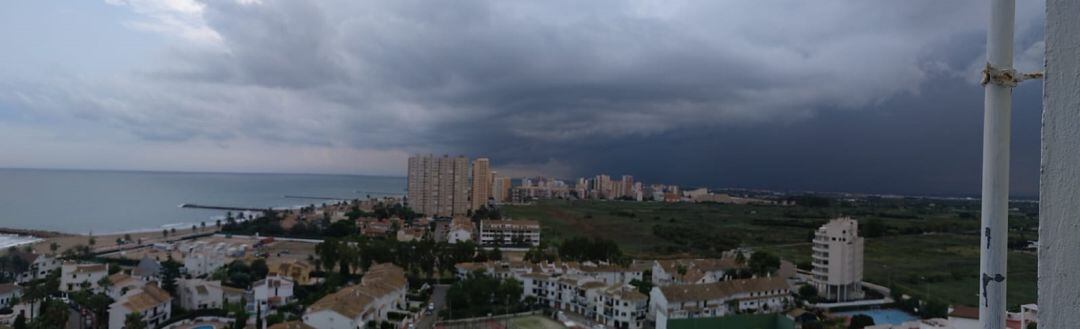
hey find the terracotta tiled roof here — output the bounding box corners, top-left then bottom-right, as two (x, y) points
(657, 277), (788, 303)
(307, 263), (406, 320)
(120, 285), (172, 312)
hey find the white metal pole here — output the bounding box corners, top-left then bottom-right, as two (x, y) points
(980, 0), (1015, 327)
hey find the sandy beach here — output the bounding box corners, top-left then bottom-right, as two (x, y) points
(14, 225), (218, 256)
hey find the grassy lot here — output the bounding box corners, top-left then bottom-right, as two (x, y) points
(509, 315), (566, 329)
(503, 199), (1037, 310)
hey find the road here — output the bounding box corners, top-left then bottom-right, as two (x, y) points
(417, 284), (449, 329)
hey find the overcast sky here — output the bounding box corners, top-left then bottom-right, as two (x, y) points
(0, 0), (1046, 197)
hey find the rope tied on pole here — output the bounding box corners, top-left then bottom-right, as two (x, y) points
(980, 62), (1044, 87)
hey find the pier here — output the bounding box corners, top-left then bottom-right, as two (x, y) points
(179, 204), (272, 212)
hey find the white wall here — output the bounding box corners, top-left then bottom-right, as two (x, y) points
(1039, 0), (1080, 327)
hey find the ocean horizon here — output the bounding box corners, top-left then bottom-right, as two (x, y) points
(0, 168), (406, 235)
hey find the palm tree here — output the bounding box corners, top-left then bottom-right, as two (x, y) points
(124, 312), (148, 329)
(49, 242), (59, 255)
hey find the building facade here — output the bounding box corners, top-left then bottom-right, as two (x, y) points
(407, 154), (470, 217)
(108, 285), (172, 329)
(649, 277), (792, 329)
(303, 264), (407, 329)
(471, 158), (492, 210)
(61, 263), (109, 293)
(811, 217), (865, 302)
(479, 220), (541, 247)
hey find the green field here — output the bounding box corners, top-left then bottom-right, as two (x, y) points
(503, 199), (1037, 310)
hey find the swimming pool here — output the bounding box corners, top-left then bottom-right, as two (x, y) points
(192, 326), (215, 329)
(833, 309), (917, 325)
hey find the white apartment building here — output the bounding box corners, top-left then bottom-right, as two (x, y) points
(178, 279), (225, 310)
(407, 154), (470, 217)
(650, 258), (743, 286)
(61, 263), (109, 293)
(251, 275), (295, 314)
(0, 284), (21, 307)
(812, 217), (865, 302)
(105, 273), (147, 299)
(521, 273), (606, 316)
(10, 252), (60, 284)
(649, 277), (792, 329)
(479, 220), (541, 247)
(108, 285), (172, 329)
(447, 217), (474, 244)
(595, 285), (648, 329)
(303, 263), (407, 329)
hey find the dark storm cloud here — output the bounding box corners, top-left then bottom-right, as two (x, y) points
(0, 0), (1047, 195)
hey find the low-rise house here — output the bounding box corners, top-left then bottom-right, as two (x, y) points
(447, 217), (474, 243)
(651, 258), (743, 286)
(222, 285), (246, 305)
(251, 275), (295, 314)
(0, 283), (21, 307)
(178, 279), (224, 310)
(271, 260), (315, 285)
(649, 276), (792, 329)
(108, 285), (172, 329)
(183, 252), (227, 277)
(9, 251), (60, 283)
(595, 285), (649, 329)
(106, 273), (147, 299)
(61, 263), (109, 293)
(396, 227), (426, 242)
(303, 263), (408, 329)
(521, 273), (606, 315)
(479, 220), (541, 247)
(131, 256), (162, 281)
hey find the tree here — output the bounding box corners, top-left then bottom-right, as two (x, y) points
(13, 313), (26, 329)
(735, 252), (746, 265)
(49, 242), (59, 255)
(160, 258), (182, 295)
(88, 236), (96, 247)
(124, 312), (148, 329)
(798, 285), (819, 301)
(162, 229), (168, 238)
(250, 259), (270, 280)
(849, 314), (875, 329)
(748, 251), (781, 276)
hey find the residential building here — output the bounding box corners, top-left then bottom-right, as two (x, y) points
(271, 260), (315, 285)
(651, 258), (744, 286)
(8, 251), (60, 284)
(479, 220), (541, 247)
(448, 217), (475, 244)
(132, 256), (162, 281)
(106, 273), (147, 299)
(811, 217), (865, 302)
(595, 285), (648, 329)
(471, 158), (493, 210)
(4, 248), (60, 282)
(108, 285), (172, 329)
(303, 263), (408, 329)
(178, 279), (225, 311)
(61, 263), (108, 293)
(620, 175), (635, 198)
(0, 284), (20, 307)
(521, 273), (606, 315)
(492, 174), (512, 204)
(251, 275), (295, 314)
(649, 277), (792, 329)
(406, 154), (470, 217)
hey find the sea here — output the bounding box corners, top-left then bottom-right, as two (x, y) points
(0, 168), (405, 244)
